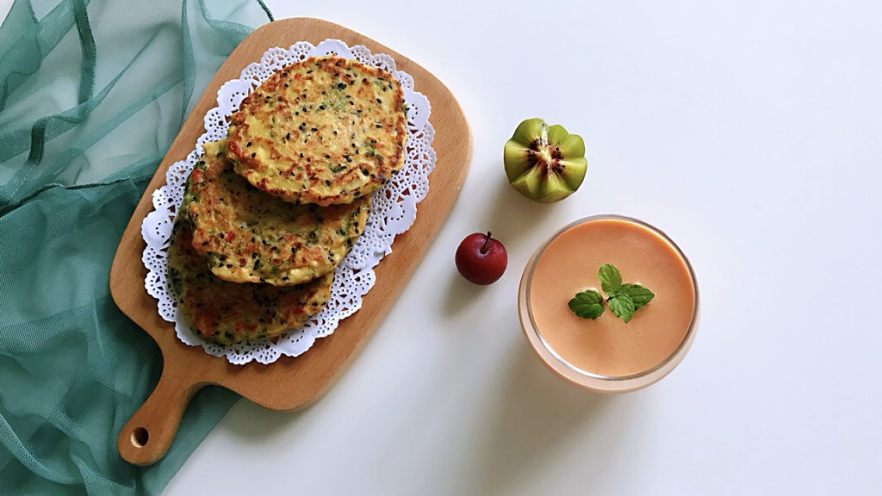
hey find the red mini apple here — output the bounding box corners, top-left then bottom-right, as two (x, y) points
(455, 232), (507, 285)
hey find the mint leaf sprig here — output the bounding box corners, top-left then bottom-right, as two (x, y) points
(567, 289), (604, 319)
(568, 264), (655, 323)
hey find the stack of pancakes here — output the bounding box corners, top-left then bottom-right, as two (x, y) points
(169, 56), (407, 345)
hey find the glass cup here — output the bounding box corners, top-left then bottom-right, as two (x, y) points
(518, 215), (700, 393)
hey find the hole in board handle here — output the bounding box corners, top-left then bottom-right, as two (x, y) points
(131, 427), (149, 448)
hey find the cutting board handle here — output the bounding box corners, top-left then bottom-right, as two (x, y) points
(118, 359), (202, 466)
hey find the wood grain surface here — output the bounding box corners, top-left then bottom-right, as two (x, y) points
(109, 17), (471, 466)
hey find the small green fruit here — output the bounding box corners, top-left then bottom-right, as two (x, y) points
(503, 118), (587, 203)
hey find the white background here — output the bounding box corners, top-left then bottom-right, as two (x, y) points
(5, 0), (882, 494)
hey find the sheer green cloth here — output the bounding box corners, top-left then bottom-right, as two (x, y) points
(0, 1), (272, 494)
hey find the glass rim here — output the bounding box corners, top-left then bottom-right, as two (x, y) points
(521, 214), (700, 384)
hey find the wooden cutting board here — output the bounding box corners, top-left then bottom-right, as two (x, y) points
(109, 17), (471, 466)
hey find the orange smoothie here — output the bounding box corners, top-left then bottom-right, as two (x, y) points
(524, 217), (697, 379)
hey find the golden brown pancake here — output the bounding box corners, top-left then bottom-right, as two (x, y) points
(168, 221), (333, 345)
(182, 139), (370, 286)
(226, 56), (406, 206)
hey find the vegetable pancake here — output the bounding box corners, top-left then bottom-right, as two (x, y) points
(183, 139), (370, 286)
(168, 222), (333, 345)
(226, 56), (407, 206)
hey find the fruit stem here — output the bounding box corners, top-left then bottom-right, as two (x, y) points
(481, 231), (492, 254)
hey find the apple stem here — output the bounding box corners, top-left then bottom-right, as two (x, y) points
(481, 231), (492, 254)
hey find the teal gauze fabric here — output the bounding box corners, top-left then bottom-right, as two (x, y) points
(0, 1), (273, 494)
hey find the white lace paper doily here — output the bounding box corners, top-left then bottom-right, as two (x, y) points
(140, 39), (435, 365)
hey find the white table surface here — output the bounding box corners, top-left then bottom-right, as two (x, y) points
(4, 0), (881, 494)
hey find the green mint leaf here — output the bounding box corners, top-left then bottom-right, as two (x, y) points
(608, 294), (635, 323)
(598, 264), (622, 293)
(619, 283), (655, 310)
(568, 290), (605, 319)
